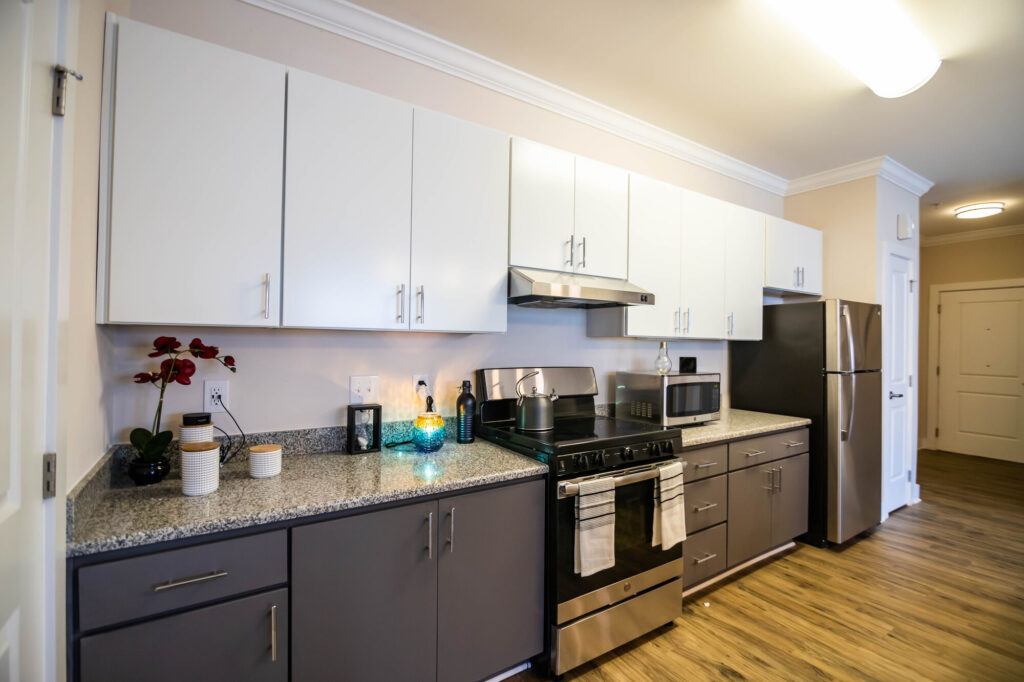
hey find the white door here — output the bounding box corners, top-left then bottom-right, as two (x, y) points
(1, 0), (66, 678)
(882, 246), (915, 513)
(104, 18), (285, 325)
(937, 287), (1024, 463)
(679, 190), (726, 339)
(283, 70), (413, 330)
(572, 157), (628, 280)
(509, 138), (575, 273)
(625, 175), (681, 338)
(724, 205), (765, 340)
(410, 109), (509, 333)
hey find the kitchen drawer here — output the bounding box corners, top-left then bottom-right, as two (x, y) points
(77, 530), (287, 632)
(683, 444), (727, 482)
(683, 475), (727, 533)
(682, 523), (726, 588)
(728, 427), (809, 470)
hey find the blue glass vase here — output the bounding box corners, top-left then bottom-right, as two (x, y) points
(412, 412), (446, 453)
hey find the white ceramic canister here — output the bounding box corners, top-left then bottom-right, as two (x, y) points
(180, 441), (220, 496)
(249, 443), (282, 479)
(179, 423), (214, 444)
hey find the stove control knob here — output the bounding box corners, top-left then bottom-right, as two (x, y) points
(557, 459), (567, 474)
(593, 451), (606, 466)
(574, 454), (587, 470)
(622, 447), (634, 461)
(650, 442), (661, 457)
(663, 440), (674, 453)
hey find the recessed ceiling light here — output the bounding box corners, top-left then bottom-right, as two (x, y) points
(764, 0), (942, 98)
(954, 202), (1005, 220)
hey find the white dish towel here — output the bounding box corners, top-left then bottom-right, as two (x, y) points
(574, 476), (616, 577)
(652, 461), (686, 550)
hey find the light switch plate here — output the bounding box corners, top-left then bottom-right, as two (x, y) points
(349, 375), (379, 404)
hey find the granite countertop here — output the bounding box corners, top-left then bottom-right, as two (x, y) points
(67, 440), (547, 557)
(679, 408), (811, 448)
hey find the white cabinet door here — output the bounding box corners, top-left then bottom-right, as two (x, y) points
(725, 205), (766, 340)
(410, 109), (509, 333)
(764, 216), (823, 295)
(679, 190), (726, 339)
(509, 138), (575, 273)
(105, 19), (285, 325)
(625, 175), (681, 338)
(283, 70), (413, 330)
(573, 157), (628, 279)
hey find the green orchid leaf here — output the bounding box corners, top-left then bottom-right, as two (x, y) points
(130, 428), (153, 453)
(142, 430), (173, 460)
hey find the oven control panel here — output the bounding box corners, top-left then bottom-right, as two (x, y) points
(555, 439), (678, 477)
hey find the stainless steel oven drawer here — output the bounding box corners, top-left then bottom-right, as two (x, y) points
(554, 578), (682, 675)
(683, 444), (727, 482)
(682, 523), (727, 588)
(728, 427), (809, 470)
(684, 475), (727, 533)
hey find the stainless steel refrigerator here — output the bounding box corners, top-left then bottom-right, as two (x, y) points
(730, 299), (882, 545)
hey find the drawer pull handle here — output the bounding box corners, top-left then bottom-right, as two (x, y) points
(785, 441), (805, 448)
(693, 502), (718, 513)
(694, 462), (718, 469)
(693, 552), (718, 565)
(270, 604), (278, 662)
(152, 570), (228, 592)
(745, 450), (767, 458)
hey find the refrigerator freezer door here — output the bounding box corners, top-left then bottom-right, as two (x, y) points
(827, 371), (882, 543)
(825, 300), (882, 372)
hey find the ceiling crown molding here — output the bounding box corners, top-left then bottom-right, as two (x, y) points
(786, 155), (934, 197)
(242, 0), (789, 195)
(922, 223), (1024, 247)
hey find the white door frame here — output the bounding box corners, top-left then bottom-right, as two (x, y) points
(924, 277), (1024, 451)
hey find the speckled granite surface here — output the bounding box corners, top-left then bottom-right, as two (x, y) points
(678, 409), (810, 448)
(67, 439), (546, 557)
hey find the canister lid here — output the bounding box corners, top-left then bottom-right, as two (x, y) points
(181, 441), (219, 452)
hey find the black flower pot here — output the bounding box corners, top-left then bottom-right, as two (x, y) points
(128, 455), (170, 486)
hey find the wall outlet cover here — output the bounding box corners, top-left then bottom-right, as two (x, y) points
(204, 379), (229, 413)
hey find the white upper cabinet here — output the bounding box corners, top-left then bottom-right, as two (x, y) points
(679, 190), (727, 339)
(410, 109), (510, 333)
(764, 216), (823, 295)
(623, 175), (682, 338)
(283, 70), (413, 330)
(573, 158), (629, 279)
(725, 205), (766, 340)
(102, 18), (285, 325)
(509, 139), (575, 273)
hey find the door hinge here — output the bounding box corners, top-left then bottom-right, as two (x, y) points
(936, 366), (940, 376)
(43, 453), (57, 498)
(935, 427), (939, 437)
(909, 279), (916, 293)
(907, 470), (912, 482)
(909, 374), (913, 387)
(52, 65), (84, 116)
(937, 304), (942, 314)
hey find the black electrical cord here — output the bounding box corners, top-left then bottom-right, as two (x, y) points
(215, 394), (247, 465)
(214, 425), (233, 466)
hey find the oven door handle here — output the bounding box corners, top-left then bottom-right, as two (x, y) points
(557, 458), (685, 499)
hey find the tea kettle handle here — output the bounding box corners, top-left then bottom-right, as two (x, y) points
(515, 370), (540, 399)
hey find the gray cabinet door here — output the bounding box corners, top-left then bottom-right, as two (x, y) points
(772, 453), (809, 545)
(292, 501), (438, 682)
(437, 479), (545, 682)
(79, 588), (287, 682)
(727, 462), (774, 567)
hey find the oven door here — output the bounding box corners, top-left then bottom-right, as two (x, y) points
(554, 459), (684, 624)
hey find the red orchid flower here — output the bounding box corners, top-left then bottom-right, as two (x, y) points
(188, 337), (220, 359)
(160, 358), (197, 385)
(223, 355), (236, 368)
(148, 336), (181, 357)
(133, 371), (160, 384)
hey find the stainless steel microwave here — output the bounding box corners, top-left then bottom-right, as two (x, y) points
(615, 372), (721, 426)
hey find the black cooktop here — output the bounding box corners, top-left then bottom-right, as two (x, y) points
(485, 415), (664, 447)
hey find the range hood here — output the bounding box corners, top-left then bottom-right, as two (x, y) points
(507, 267), (655, 309)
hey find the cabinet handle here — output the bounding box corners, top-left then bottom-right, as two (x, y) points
(763, 469), (774, 491)
(674, 308), (680, 334)
(794, 267), (800, 287)
(270, 604), (278, 662)
(694, 461), (718, 469)
(565, 236), (575, 267)
(416, 285), (424, 324)
(784, 441), (805, 448)
(745, 449), (766, 458)
(152, 570), (228, 592)
(448, 506), (455, 553)
(684, 308), (691, 334)
(774, 467), (783, 493)
(693, 552), (718, 565)
(728, 312), (734, 335)
(800, 267), (805, 287)
(579, 236), (587, 269)
(426, 511), (434, 559)
(396, 284), (405, 323)
(263, 273), (271, 320)
(693, 502), (718, 513)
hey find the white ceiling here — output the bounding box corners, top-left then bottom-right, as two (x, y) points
(346, 0), (1024, 235)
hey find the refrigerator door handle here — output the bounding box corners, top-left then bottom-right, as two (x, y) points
(840, 373), (855, 441)
(840, 303), (857, 371)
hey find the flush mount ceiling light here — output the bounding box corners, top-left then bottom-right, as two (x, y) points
(763, 0), (942, 98)
(954, 202), (1005, 220)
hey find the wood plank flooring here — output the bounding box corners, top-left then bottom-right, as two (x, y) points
(513, 450), (1024, 681)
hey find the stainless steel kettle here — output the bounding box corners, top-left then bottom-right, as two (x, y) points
(515, 371), (558, 431)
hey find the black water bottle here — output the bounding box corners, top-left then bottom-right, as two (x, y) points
(456, 380), (476, 444)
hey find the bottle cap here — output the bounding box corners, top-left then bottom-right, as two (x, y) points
(462, 380), (472, 390)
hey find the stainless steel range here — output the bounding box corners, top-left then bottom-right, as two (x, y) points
(475, 367), (685, 676)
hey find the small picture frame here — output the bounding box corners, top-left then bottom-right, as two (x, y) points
(347, 403), (382, 454)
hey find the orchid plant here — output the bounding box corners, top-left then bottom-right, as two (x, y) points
(131, 336), (237, 462)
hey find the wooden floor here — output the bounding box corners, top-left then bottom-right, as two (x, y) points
(514, 450), (1024, 681)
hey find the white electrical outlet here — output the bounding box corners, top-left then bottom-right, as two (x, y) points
(204, 380), (229, 413)
(413, 374), (429, 398)
(349, 375), (379, 404)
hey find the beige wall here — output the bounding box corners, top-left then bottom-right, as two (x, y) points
(918, 233), (1024, 439)
(66, 0), (785, 487)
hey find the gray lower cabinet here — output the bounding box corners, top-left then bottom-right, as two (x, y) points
(79, 588), (288, 682)
(727, 452), (809, 567)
